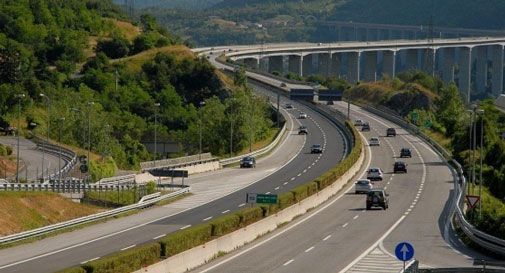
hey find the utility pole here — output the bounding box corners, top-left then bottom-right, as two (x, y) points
(58, 117), (65, 181)
(154, 103), (160, 167)
(40, 93), (50, 181)
(199, 101), (205, 159)
(15, 94), (25, 183)
(477, 109), (484, 219)
(87, 102), (94, 182)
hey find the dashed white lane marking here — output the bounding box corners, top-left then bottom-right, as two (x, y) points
(180, 225), (191, 230)
(291, 177), (296, 181)
(153, 234), (166, 240)
(120, 244), (136, 251)
(274, 186), (280, 190)
(265, 192), (271, 195)
(342, 223), (349, 228)
(303, 169), (307, 173)
(80, 257), (100, 264)
(283, 182), (288, 185)
(222, 210), (230, 214)
(203, 216), (213, 221)
(297, 173), (302, 177)
(305, 246), (315, 253)
(323, 235), (332, 241)
(353, 215), (359, 220)
(283, 259), (294, 266)
(238, 203), (246, 207)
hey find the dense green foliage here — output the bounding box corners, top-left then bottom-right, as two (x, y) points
(89, 157), (118, 182)
(159, 223), (212, 256)
(209, 214), (241, 236)
(0, 0), (275, 172)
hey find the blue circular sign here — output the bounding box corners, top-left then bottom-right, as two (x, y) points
(395, 242), (414, 261)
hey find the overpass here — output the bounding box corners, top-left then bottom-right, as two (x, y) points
(226, 37), (505, 102)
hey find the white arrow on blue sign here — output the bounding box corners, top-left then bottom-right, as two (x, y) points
(395, 242), (414, 261)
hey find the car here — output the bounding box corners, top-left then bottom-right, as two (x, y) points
(354, 119), (364, 126)
(299, 113), (308, 119)
(361, 122), (370, 131)
(366, 189), (389, 210)
(240, 156), (256, 168)
(369, 137), (380, 146)
(317, 42), (323, 46)
(311, 144), (323, 154)
(393, 161), (408, 173)
(285, 103), (294, 109)
(400, 148), (412, 158)
(280, 82), (287, 87)
(326, 100), (334, 105)
(298, 126), (308, 135)
(366, 167), (383, 181)
(355, 179), (373, 194)
(386, 128), (397, 137)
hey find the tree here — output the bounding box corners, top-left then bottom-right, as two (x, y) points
(96, 35), (130, 59)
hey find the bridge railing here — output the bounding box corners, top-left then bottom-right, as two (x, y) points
(31, 136), (77, 181)
(140, 153), (218, 171)
(361, 104), (505, 257)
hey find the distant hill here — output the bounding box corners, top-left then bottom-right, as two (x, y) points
(113, 0), (223, 10)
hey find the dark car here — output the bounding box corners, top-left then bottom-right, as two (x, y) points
(393, 161), (407, 173)
(386, 128), (396, 137)
(366, 189), (389, 210)
(240, 156), (256, 168)
(298, 126), (308, 135)
(285, 103), (294, 109)
(361, 122), (370, 131)
(400, 148), (412, 158)
(311, 144), (323, 154)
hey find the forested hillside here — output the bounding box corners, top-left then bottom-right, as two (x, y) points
(0, 0), (274, 174)
(144, 0), (505, 46)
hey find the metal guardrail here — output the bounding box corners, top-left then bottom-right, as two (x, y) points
(140, 153), (216, 171)
(97, 174), (135, 186)
(0, 186), (190, 244)
(31, 136), (77, 181)
(361, 104), (505, 257)
(138, 192), (161, 203)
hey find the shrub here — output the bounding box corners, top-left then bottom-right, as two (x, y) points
(159, 224), (212, 257)
(307, 182), (318, 195)
(210, 214), (241, 236)
(291, 184), (309, 202)
(96, 36), (131, 59)
(89, 156), (118, 182)
(278, 191), (295, 209)
(54, 267), (86, 273)
(0, 144), (7, 156)
(82, 242), (160, 273)
(237, 206), (263, 226)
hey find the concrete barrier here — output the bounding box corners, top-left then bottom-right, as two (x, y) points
(134, 136), (366, 273)
(179, 161), (221, 175)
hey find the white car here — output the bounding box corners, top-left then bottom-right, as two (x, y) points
(367, 167), (383, 181)
(354, 119), (364, 126)
(299, 113), (307, 119)
(355, 179), (373, 194)
(369, 137), (380, 146)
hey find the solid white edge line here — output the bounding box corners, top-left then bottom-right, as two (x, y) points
(120, 244), (136, 251)
(180, 225), (191, 230)
(153, 234), (166, 240)
(203, 216), (213, 221)
(222, 210), (230, 214)
(80, 257), (100, 265)
(238, 203), (246, 207)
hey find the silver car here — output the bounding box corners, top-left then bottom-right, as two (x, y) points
(355, 179), (373, 194)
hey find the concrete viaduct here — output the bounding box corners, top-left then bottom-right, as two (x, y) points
(226, 37), (505, 102)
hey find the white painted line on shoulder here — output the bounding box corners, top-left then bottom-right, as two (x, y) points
(342, 223), (349, 228)
(153, 234), (166, 240)
(353, 215), (359, 220)
(180, 225), (191, 230)
(274, 186), (280, 190)
(121, 244), (136, 251)
(323, 235), (332, 241)
(305, 246), (315, 253)
(283, 259), (294, 266)
(238, 203), (246, 207)
(222, 210), (230, 214)
(80, 257), (100, 264)
(203, 216), (213, 221)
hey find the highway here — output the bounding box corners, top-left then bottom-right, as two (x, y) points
(0, 82), (348, 272)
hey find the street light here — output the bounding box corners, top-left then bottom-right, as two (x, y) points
(229, 98), (236, 157)
(58, 117), (65, 181)
(199, 101), (205, 159)
(154, 103), (160, 167)
(476, 109), (485, 220)
(39, 93), (50, 181)
(15, 94), (25, 183)
(87, 101), (94, 182)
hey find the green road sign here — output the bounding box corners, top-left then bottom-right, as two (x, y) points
(410, 111), (419, 124)
(424, 119), (433, 128)
(246, 193), (278, 204)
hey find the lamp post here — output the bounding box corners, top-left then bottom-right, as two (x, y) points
(39, 93), (50, 181)
(476, 109), (485, 220)
(87, 102), (94, 182)
(15, 94), (25, 183)
(466, 107), (475, 195)
(199, 101), (205, 159)
(154, 103), (160, 167)
(58, 117), (65, 181)
(229, 98), (236, 157)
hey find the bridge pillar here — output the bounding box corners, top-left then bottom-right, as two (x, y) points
(243, 58), (259, 70)
(491, 45), (504, 96)
(259, 57), (269, 72)
(318, 53), (331, 77)
(347, 51), (361, 84)
(442, 48), (455, 83)
(405, 49), (418, 71)
(302, 54), (313, 77)
(422, 48), (436, 76)
(288, 55), (303, 77)
(382, 51), (396, 78)
(331, 53), (341, 77)
(458, 47), (472, 102)
(268, 56), (284, 75)
(475, 46), (488, 94)
(364, 51), (377, 82)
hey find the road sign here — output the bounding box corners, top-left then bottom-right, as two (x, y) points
(79, 164), (88, 174)
(246, 193), (277, 204)
(395, 242), (414, 262)
(466, 195), (480, 209)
